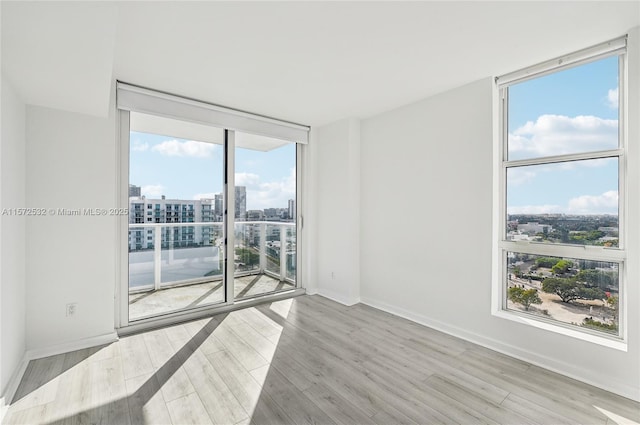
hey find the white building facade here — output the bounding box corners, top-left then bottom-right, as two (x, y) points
(128, 197), (220, 251)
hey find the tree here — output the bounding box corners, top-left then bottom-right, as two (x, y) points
(579, 286), (607, 300)
(582, 317), (618, 333)
(542, 277), (606, 303)
(551, 259), (573, 275)
(508, 287), (542, 311)
(512, 266), (522, 278)
(587, 230), (605, 240)
(606, 295), (619, 311)
(536, 257), (560, 268)
(575, 269), (617, 289)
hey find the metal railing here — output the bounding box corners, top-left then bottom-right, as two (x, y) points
(128, 221), (296, 293)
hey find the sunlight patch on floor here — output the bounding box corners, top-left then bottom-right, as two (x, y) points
(270, 298), (293, 319)
(594, 406), (640, 425)
(207, 300), (293, 419)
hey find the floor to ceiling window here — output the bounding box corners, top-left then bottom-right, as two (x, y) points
(234, 132), (297, 300)
(127, 112), (226, 321)
(494, 36), (627, 345)
(116, 83), (308, 327)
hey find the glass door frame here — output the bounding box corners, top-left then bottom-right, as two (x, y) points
(115, 110), (305, 332)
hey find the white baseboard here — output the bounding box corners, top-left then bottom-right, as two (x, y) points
(359, 296), (640, 403)
(316, 287), (360, 306)
(0, 353), (29, 417)
(0, 396), (7, 424)
(0, 331), (119, 419)
(24, 332), (119, 362)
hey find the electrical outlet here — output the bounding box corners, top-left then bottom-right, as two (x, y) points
(66, 303), (77, 317)
(331, 272), (335, 279)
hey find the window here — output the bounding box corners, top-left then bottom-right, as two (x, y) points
(496, 37), (626, 341)
(117, 82), (308, 328)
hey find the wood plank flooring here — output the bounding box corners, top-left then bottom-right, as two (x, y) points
(4, 295), (639, 425)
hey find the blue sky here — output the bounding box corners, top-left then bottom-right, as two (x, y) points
(130, 133), (296, 211)
(507, 55), (620, 216)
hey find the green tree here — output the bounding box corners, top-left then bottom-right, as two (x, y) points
(607, 295), (619, 311)
(579, 286), (607, 300)
(587, 230), (605, 240)
(542, 277), (606, 303)
(508, 287), (542, 311)
(582, 317), (618, 333)
(551, 259), (573, 275)
(575, 269), (617, 289)
(536, 257), (560, 268)
(512, 266), (522, 278)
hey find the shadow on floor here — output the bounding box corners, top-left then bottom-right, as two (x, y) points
(12, 315), (227, 425)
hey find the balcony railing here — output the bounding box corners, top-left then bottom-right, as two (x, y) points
(128, 221), (296, 294)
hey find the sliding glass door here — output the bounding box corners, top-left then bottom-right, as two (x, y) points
(117, 82), (307, 328)
(233, 132), (297, 300)
(119, 109), (302, 328)
(127, 112), (226, 321)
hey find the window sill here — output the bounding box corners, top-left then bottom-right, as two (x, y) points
(492, 309), (627, 352)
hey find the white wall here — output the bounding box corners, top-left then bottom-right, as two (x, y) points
(358, 28), (640, 401)
(312, 118), (361, 305)
(0, 77), (27, 400)
(25, 101), (117, 352)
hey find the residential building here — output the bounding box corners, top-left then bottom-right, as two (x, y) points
(128, 197), (216, 250)
(235, 186), (246, 220)
(288, 199), (296, 220)
(517, 222), (553, 234)
(214, 193), (223, 219)
(128, 184), (141, 197)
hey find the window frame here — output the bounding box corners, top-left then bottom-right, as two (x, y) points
(494, 37), (628, 348)
(115, 85), (308, 332)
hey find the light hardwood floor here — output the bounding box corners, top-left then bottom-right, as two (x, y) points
(4, 295), (639, 425)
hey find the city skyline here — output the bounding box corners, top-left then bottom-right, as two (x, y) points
(128, 184), (295, 217)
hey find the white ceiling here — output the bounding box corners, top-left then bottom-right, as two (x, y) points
(2, 1), (639, 126)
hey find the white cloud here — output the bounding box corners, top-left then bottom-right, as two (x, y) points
(508, 190), (618, 216)
(131, 140), (149, 152)
(235, 168), (296, 210)
(509, 115), (618, 160)
(607, 88), (619, 109)
(507, 168), (536, 186)
(186, 167), (296, 210)
(568, 190), (618, 214)
(235, 172), (261, 188)
(151, 140), (218, 158)
(193, 193), (218, 200)
(142, 184), (165, 198)
(507, 204), (562, 215)
(190, 169), (296, 208)
(252, 168), (296, 209)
